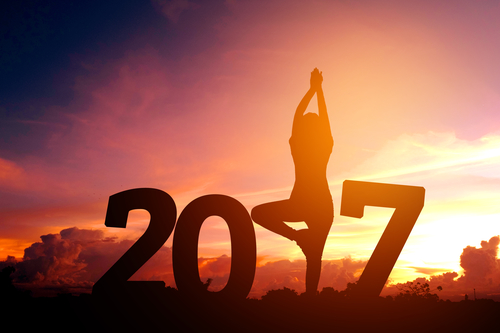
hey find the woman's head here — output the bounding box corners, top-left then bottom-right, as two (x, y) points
(298, 112), (320, 137)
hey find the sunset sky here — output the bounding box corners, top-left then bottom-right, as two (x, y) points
(1, 0), (500, 299)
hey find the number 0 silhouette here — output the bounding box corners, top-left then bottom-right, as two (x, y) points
(173, 195), (257, 300)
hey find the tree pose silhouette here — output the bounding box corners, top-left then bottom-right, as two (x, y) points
(251, 68), (333, 294)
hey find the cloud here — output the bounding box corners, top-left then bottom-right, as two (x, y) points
(59, 227), (105, 242)
(0, 227), (367, 298)
(408, 267), (453, 275)
(199, 254), (231, 277)
(340, 131), (500, 183)
(321, 257), (367, 290)
(384, 236), (500, 301)
(19, 231), (88, 283)
(14, 228), (117, 287)
(152, 0), (198, 23)
(252, 259), (306, 296)
(3, 227), (498, 300)
(459, 236), (500, 286)
(247, 256), (367, 298)
(128, 245), (174, 283)
(0, 157), (26, 189)
(0, 227), (174, 295)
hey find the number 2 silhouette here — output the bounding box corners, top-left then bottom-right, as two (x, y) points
(92, 188), (177, 295)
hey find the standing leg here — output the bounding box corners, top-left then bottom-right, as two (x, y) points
(300, 202), (334, 295)
(303, 230), (329, 295)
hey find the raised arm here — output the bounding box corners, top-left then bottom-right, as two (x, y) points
(292, 68), (331, 137)
(309, 68), (332, 136)
(292, 87), (315, 137)
(316, 82), (331, 136)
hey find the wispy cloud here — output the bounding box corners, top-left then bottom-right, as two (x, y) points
(152, 0), (198, 24)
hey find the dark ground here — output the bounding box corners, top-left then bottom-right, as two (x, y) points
(3, 285), (498, 333)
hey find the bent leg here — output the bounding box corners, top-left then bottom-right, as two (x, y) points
(252, 199), (333, 295)
(251, 200), (306, 241)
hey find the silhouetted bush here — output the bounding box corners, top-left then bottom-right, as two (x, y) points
(0, 266), (16, 297)
(261, 287), (298, 303)
(339, 281), (359, 299)
(203, 277), (213, 290)
(0, 266), (31, 300)
(3, 282), (500, 333)
(318, 286), (341, 300)
(395, 281), (442, 302)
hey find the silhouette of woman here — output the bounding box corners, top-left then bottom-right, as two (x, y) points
(251, 68), (333, 295)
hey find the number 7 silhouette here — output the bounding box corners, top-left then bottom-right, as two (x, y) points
(340, 180), (425, 297)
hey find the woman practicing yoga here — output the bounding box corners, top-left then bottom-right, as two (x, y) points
(251, 68), (334, 295)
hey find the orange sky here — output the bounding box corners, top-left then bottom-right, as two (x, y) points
(1, 0), (500, 298)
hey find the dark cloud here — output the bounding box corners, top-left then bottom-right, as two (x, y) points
(320, 257), (367, 291)
(18, 231), (88, 283)
(246, 256), (367, 298)
(2, 229), (499, 299)
(196, 255), (231, 291)
(253, 259), (306, 296)
(129, 245), (173, 283)
(0, 227), (174, 296)
(60, 227), (105, 242)
(0, 226), (367, 298)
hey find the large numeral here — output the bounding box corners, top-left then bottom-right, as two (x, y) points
(340, 180), (425, 297)
(173, 195), (256, 300)
(92, 188), (177, 295)
(94, 182), (423, 301)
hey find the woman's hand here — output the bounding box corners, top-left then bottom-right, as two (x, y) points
(310, 68), (323, 91)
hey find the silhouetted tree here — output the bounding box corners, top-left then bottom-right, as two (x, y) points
(261, 287), (299, 303)
(395, 282), (442, 302)
(319, 287), (341, 300)
(339, 281), (359, 299)
(203, 278), (213, 291)
(0, 266), (32, 306)
(0, 266), (16, 297)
